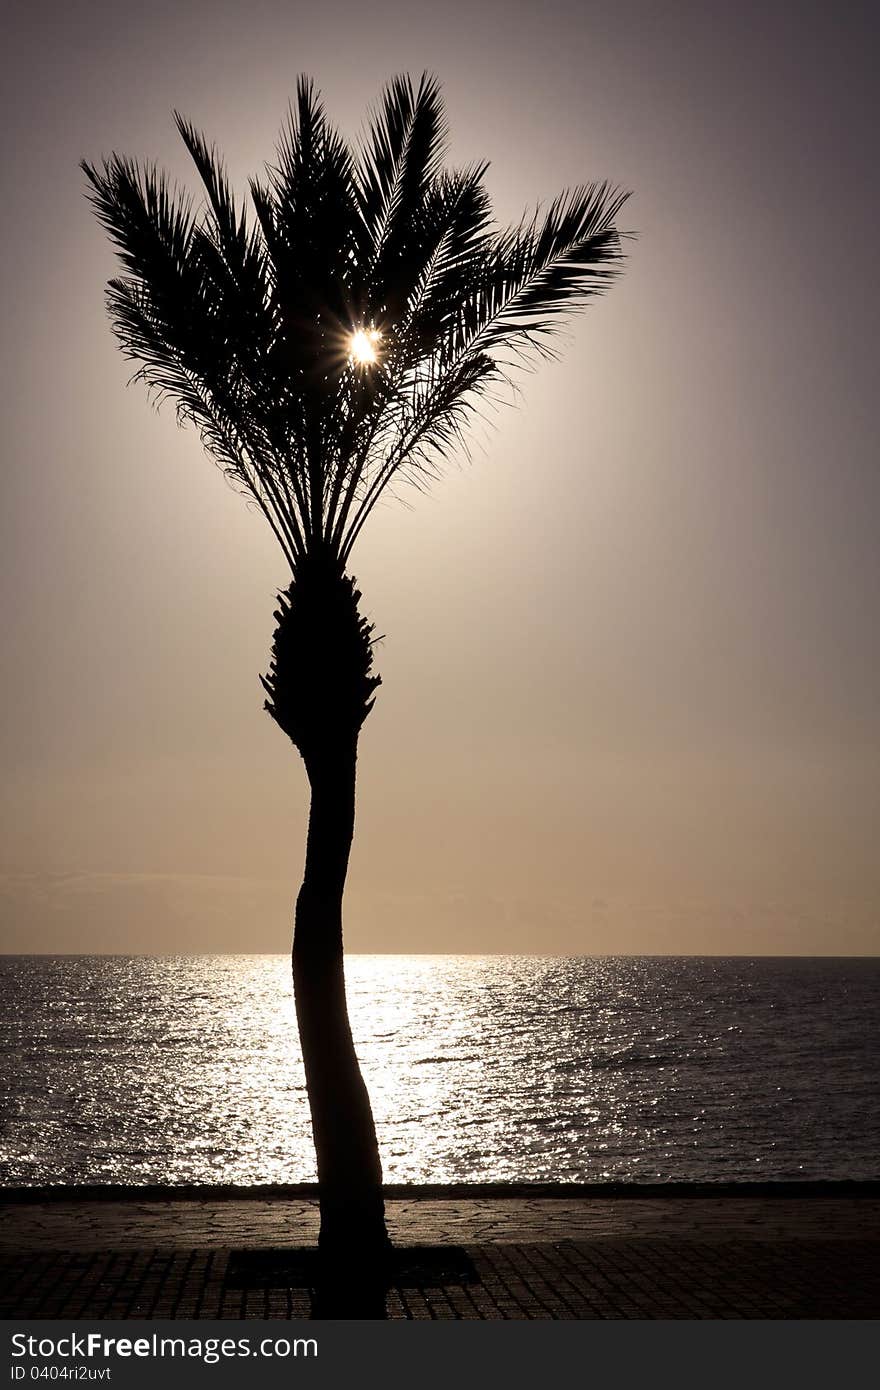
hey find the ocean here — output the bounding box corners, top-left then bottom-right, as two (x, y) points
(1, 954), (877, 1187)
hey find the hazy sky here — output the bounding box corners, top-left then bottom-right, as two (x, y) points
(1, 0), (878, 954)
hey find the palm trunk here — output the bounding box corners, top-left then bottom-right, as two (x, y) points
(261, 552), (389, 1315)
(294, 741), (389, 1261)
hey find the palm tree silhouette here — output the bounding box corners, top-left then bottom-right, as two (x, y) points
(83, 74), (628, 1307)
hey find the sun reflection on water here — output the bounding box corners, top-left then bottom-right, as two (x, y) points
(1, 954), (877, 1185)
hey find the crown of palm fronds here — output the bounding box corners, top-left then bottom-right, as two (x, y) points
(83, 75), (629, 570)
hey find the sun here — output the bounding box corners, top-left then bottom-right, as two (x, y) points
(349, 327), (381, 365)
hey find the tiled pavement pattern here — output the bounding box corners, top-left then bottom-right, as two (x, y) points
(2, 1194), (879, 1319)
(4, 1194), (877, 1250)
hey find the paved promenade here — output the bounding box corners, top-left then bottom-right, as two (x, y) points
(2, 1187), (879, 1319)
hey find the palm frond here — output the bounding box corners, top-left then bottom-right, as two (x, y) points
(84, 78), (631, 570)
(449, 183), (629, 363)
(355, 74), (447, 281)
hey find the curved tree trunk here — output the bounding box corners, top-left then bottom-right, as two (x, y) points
(261, 551), (389, 1315)
(294, 742), (390, 1283)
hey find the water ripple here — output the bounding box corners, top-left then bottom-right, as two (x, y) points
(0, 954), (877, 1185)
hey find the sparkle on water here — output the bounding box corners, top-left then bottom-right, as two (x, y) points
(1, 954), (877, 1187)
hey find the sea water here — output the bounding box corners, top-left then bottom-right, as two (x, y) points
(1, 954), (877, 1185)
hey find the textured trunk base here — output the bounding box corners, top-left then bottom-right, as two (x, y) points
(311, 1190), (391, 1318)
(317, 1190), (391, 1253)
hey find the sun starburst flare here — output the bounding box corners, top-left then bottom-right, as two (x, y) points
(350, 328), (381, 365)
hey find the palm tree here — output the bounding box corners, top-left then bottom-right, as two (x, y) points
(83, 74), (628, 1303)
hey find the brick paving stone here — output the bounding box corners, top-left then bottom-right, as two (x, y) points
(4, 1195), (879, 1251)
(2, 1195), (879, 1320)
